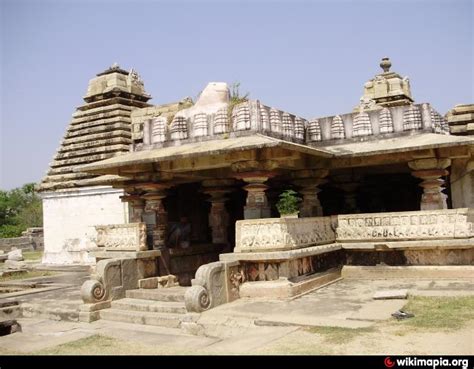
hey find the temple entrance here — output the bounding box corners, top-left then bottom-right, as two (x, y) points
(165, 183), (211, 245)
(154, 182), (247, 286)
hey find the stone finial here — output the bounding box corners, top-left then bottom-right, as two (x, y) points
(380, 57), (391, 73)
(111, 62), (120, 69)
(354, 57), (413, 112)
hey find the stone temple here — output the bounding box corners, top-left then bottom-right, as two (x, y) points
(37, 59), (474, 319)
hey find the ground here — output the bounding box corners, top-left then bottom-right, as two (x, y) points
(0, 261), (472, 355)
(0, 297), (472, 355)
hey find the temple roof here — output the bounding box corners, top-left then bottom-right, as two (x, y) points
(76, 132), (474, 176)
(75, 134), (333, 175)
(317, 132), (474, 157)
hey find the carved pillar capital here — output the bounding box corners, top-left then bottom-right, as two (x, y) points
(408, 158), (451, 210)
(234, 172), (274, 220)
(293, 178), (328, 217)
(408, 158), (451, 171)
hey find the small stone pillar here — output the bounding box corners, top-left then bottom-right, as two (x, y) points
(239, 173), (273, 219)
(292, 169), (328, 217)
(202, 179), (235, 245)
(121, 195), (145, 223)
(409, 158), (451, 210)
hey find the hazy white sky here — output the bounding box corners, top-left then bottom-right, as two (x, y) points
(1, 0), (473, 190)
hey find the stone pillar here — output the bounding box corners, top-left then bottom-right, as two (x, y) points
(121, 195), (145, 223)
(142, 188), (169, 250)
(142, 185), (170, 275)
(408, 158), (451, 210)
(239, 174), (273, 219)
(202, 179), (234, 245)
(292, 169), (328, 217)
(297, 181), (324, 217)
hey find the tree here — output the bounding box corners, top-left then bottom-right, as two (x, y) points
(0, 183), (43, 238)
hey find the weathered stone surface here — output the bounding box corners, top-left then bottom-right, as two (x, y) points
(137, 275), (179, 289)
(95, 223), (147, 251)
(404, 249), (473, 265)
(39, 65), (152, 192)
(336, 208), (474, 242)
(185, 261), (239, 313)
(373, 289), (408, 300)
(4, 259), (27, 269)
(0, 237), (34, 252)
(235, 216), (335, 252)
(7, 248), (23, 261)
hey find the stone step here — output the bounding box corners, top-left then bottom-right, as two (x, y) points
(111, 298), (186, 314)
(126, 287), (186, 302)
(99, 308), (182, 328)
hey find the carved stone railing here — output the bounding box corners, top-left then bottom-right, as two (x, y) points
(79, 222), (160, 322)
(184, 260), (241, 313)
(306, 103), (450, 145)
(136, 99), (308, 150)
(134, 99), (450, 153)
(336, 208), (474, 242)
(235, 216), (335, 253)
(95, 223), (147, 251)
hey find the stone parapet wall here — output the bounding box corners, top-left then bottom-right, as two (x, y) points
(0, 228), (44, 251)
(130, 100), (193, 143)
(234, 209), (473, 253)
(95, 223), (147, 252)
(134, 100), (450, 152)
(135, 100), (308, 151)
(306, 103), (449, 145)
(0, 237), (33, 252)
(336, 208), (474, 242)
(235, 216), (335, 252)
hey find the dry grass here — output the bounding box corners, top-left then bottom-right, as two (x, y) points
(305, 326), (374, 344)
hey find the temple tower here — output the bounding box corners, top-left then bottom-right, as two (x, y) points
(38, 64), (152, 264)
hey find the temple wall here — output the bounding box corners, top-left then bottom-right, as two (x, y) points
(41, 186), (128, 265)
(450, 158), (474, 209)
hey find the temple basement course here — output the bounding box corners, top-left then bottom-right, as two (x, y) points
(36, 59), (473, 326)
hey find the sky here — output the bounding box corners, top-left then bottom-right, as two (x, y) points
(0, 0), (472, 190)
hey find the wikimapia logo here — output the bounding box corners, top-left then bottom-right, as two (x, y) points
(384, 356), (470, 369)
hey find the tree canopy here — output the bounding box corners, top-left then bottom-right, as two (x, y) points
(0, 183), (43, 238)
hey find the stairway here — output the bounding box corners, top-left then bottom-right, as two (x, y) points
(99, 286), (188, 328)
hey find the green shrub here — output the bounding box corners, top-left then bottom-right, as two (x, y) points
(0, 224), (25, 238)
(276, 189), (301, 215)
